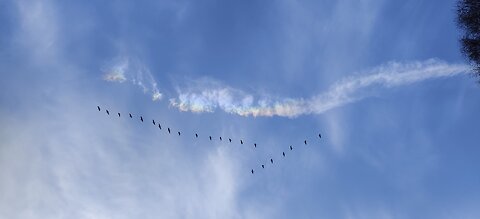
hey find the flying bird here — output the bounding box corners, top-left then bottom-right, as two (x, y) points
(254, 143), (257, 148)
(158, 124), (161, 129)
(304, 140), (307, 145)
(195, 133), (198, 138)
(106, 110), (109, 115)
(118, 112), (121, 117)
(129, 113), (132, 118)
(209, 136), (212, 140)
(178, 131), (181, 136)
(97, 106), (100, 111)
(140, 116), (144, 122)
(261, 165), (265, 169)
(283, 152), (285, 157)
(153, 120), (155, 125)
(270, 159), (274, 164)
(229, 138), (232, 143)
(167, 128), (171, 133)
(251, 169), (254, 174)
(319, 133), (322, 139)
(219, 137), (222, 141)
(290, 145), (293, 150)
(240, 140), (243, 144)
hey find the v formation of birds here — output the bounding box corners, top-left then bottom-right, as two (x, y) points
(97, 106), (323, 175)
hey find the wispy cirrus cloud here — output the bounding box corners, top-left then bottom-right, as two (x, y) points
(103, 57), (163, 101)
(169, 59), (469, 117)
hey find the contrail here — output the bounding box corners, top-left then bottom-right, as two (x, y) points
(169, 59), (469, 117)
(103, 56), (163, 101)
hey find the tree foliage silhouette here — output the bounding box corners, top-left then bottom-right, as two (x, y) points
(457, 0), (480, 78)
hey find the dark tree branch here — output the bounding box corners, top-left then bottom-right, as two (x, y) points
(457, 0), (480, 79)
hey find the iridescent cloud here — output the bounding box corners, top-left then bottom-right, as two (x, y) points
(169, 59), (469, 117)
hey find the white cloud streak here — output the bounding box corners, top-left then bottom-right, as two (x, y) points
(170, 59), (469, 117)
(103, 57), (163, 101)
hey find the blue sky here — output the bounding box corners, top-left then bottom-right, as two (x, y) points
(1, 0), (480, 218)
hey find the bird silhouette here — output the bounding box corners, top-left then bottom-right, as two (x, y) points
(304, 140), (307, 145)
(219, 137), (222, 141)
(195, 133), (198, 138)
(106, 110), (109, 115)
(283, 152), (285, 157)
(167, 128), (171, 133)
(153, 120), (155, 125)
(158, 124), (162, 129)
(270, 159), (274, 164)
(229, 138), (232, 143)
(97, 106), (101, 111)
(290, 145), (293, 150)
(319, 133), (322, 138)
(129, 113), (132, 118)
(240, 140), (243, 144)
(209, 136), (212, 140)
(254, 143), (257, 148)
(178, 131), (181, 136)
(140, 116), (143, 122)
(118, 112), (121, 117)
(261, 165), (265, 169)
(251, 169), (254, 174)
